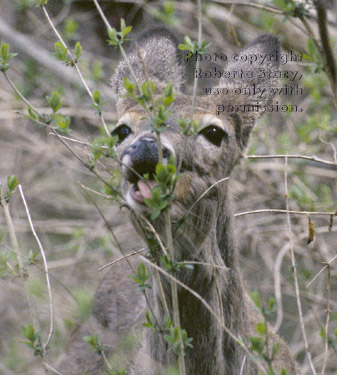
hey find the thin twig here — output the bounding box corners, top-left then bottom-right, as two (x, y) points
(239, 355), (247, 375)
(247, 154), (337, 169)
(209, 0), (284, 14)
(102, 350), (113, 371)
(3, 72), (39, 114)
(235, 209), (336, 218)
(306, 254), (337, 289)
(98, 248), (146, 271)
(19, 185), (54, 352)
(42, 362), (64, 375)
(80, 184), (115, 200)
(284, 156), (317, 375)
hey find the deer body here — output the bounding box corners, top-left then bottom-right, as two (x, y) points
(58, 28), (298, 375)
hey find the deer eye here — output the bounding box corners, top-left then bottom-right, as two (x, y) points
(199, 125), (227, 147)
(111, 124), (133, 143)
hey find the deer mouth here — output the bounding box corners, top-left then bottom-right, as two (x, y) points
(129, 179), (157, 205)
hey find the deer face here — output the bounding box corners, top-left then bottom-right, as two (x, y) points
(111, 29), (280, 231)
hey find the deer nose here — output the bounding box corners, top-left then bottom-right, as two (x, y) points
(122, 137), (171, 182)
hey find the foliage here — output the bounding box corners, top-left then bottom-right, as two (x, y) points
(0, 42), (17, 72)
(21, 325), (43, 357)
(129, 263), (153, 292)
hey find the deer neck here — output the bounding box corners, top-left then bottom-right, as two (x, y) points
(148, 193), (249, 374)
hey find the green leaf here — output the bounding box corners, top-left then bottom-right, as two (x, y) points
(74, 42), (82, 59)
(272, 342), (280, 359)
(47, 91), (62, 113)
(268, 297), (276, 312)
(0, 42), (18, 72)
(137, 262), (146, 280)
(183, 35), (192, 46)
(7, 175), (18, 192)
(249, 291), (261, 309)
(165, 81), (173, 98)
(83, 334), (105, 354)
(256, 322), (266, 336)
(92, 90), (101, 105)
(0, 42), (9, 60)
(250, 336), (265, 354)
(54, 41), (67, 61)
(123, 77), (134, 94)
(163, 96), (174, 108)
(108, 28), (117, 43)
(129, 263), (153, 291)
(151, 209), (161, 220)
(21, 324), (39, 343)
(122, 26), (132, 37)
(28, 106), (38, 120)
(143, 310), (157, 331)
(178, 44), (189, 51)
(55, 114), (71, 131)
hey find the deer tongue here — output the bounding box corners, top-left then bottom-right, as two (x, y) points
(137, 179), (157, 200)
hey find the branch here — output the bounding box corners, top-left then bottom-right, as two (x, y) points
(98, 248), (146, 271)
(209, 0), (284, 14)
(235, 209), (337, 218)
(246, 154), (337, 169)
(19, 185), (54, 352)
(305, 254), (337, 289)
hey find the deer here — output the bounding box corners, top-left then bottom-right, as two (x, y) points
(58, 27), (298, 375)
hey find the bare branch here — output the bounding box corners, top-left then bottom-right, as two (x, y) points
(306, 254), (337, 289)
(98, 248), (147, 271)
(209, 0), (284, 14)
(19, 185), (54, 352)
(247, 154), (337, 169)
(235, 208), (337, 218)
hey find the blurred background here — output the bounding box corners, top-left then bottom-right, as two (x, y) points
(0, 0), (336, 374)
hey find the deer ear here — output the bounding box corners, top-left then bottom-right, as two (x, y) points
(111, 27), (185, 115)
(218, 34), (280, 150)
